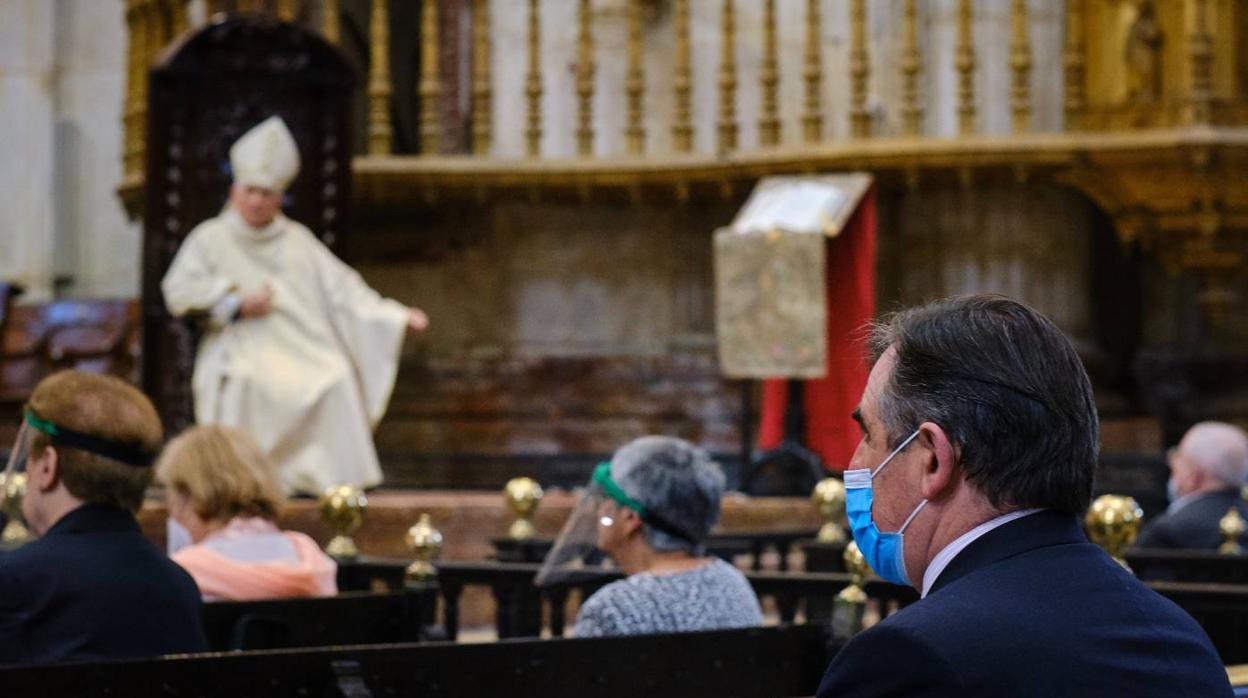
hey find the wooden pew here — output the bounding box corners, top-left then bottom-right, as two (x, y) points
(1127, 548), (1248, 583)
(0, 299), (140, 442)
(0, 624), (835, 698)
(1150, 581), (1248, 665)
(200, 588), (438, 651)
(337, 557), (916, 640)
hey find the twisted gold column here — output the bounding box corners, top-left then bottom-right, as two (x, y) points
(471, 0), (492, 155)
(419, 0), (442, 154)
(717, 0), (737, 153)
(624, 0), (645, 155)
(575, 0), (595, 156)
(1062, 0), (1084, 129)
(900, 0), (922, 136)
(525, 0), (543, 157)
(758, 0), (780, 146)
(367, 0), (393, 155)
(956, 0), (977, 135)
(123, 0), (145, 178)
(323, 0), (340, 44)
(849, 0), (870, 138)
(1010, 0), (1032, 132)
(671, 0), (693, 153)
(801, 0), (823, 142)
(1186, 0), (1213, 125)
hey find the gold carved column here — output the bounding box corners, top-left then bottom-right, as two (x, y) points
(366, 0), (393, 155)
(671, 0), (693, 153)
(471, 0), (491, 155)
(419, 0), (442, 155)
(717, 0), (737, 153)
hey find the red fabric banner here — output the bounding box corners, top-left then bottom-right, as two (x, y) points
(756, 188), (877, 472)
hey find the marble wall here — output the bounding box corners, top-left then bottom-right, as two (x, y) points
(0, 0), (139, 301)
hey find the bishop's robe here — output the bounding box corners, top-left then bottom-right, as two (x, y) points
(161, 208), (408, 494)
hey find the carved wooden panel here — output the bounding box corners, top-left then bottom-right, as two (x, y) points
(142, 16), (356, 434)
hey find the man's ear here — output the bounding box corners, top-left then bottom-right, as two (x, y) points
(917, 422), (957, 501)
(29, 445), (60, 492)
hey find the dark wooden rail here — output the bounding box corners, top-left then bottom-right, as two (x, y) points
(0, 624), (836, 698)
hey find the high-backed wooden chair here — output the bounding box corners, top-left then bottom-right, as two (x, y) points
(141, 16), (356, 434)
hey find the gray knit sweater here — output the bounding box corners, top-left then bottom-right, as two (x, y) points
(572, 558), (763, 637)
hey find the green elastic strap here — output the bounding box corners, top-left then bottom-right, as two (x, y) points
(24, 411), (60, 437)
(592, 461), (648, 516)
(23, 410), (155, 468)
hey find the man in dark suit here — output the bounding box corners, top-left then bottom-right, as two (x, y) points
(817, 295), (1230, 697)
(0, 370), (206, 665)
(1136, 421), (1248, 550)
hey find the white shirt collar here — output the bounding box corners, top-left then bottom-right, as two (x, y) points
(920, 508), (1044, 598)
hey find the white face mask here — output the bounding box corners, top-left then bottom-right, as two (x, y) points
(166, 517), (193, 555)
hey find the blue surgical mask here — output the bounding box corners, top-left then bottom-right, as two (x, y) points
(844, 428), (926, 587)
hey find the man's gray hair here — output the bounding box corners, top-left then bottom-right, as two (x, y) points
(1182, 422), (1248, 488)
(610, 436), (725, 553)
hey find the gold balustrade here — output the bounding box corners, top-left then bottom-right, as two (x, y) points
(117, 0), (1248, 279)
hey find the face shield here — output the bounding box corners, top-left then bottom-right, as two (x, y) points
(1, 421), (34, 541)
(534, 462), (703, 588)
(533, 464), (614, 589)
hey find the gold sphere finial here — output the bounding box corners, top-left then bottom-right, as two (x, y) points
(405, 513), (444, 583)
(1219, 506), (1246, 555)
(811, 477), (847, 543)
(319, 484), (367, 558)
(0, 473), (30, 544)
(504, 476), (544, 540)
(1085, 494), (1144, 569)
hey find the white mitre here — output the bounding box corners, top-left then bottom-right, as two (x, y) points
(229, 116), (301, 192)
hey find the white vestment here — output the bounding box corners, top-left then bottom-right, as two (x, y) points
(161, 208), (408, 494)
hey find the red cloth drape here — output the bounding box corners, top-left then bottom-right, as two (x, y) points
(756, 188), (877, 472)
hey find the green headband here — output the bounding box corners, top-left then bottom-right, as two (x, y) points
(592, 461), (699, 546)
(24, 410), (155, 468)
(593, 461), (649, 516)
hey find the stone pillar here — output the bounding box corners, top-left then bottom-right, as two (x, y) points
(0, 0), (57, 300)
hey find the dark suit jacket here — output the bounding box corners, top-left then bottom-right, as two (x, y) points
(1136, 488), (1247, 551)
(817, 510), (1231, 697)
(0, 503), (207, 665)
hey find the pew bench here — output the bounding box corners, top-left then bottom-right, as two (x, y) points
(0, 624), (835, 698)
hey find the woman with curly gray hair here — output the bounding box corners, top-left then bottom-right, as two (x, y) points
(572, 436), (762, 637)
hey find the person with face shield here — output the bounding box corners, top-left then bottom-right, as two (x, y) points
(538, 436), (761, 638)
(157, 425), (336, 600)
(0, 370), (206, 664)
(815, 296), (1229, 698)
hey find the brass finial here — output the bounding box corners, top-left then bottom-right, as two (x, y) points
(811, 478), (847, 544)
(319, 484), (367, 558)
(1, 473), (30, 544)
(831, 540), (868, 639)
(405, 513), (443, 583)
(504, 477), (544, 540)
(1085, 494), (1144, 570)
(838, 540), (869, 603)
(1219, 506), (1245, 555)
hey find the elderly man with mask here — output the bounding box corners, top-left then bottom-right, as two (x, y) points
(816, 295), (1229, 697)
(1136, 421), (1248, 550)
(0, 370), (206, 664)
(162, 117), (427, 496)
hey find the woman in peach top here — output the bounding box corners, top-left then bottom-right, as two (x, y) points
(156, 425), (337, 600)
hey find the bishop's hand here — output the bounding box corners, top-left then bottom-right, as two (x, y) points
(408, 307), (429, 333)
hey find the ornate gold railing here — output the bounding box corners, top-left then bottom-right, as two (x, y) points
(121, 1), (1247, 248)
